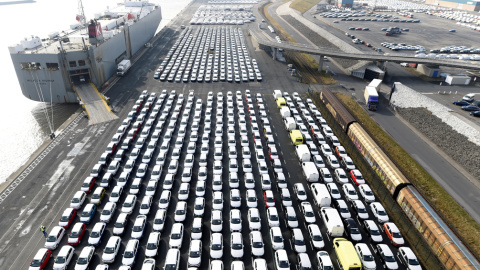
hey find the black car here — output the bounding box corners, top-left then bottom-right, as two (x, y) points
(343, 218), (362, 242)
(462, 105), (480, 111)
(471, 111), (480, 117)
(453, 100), (470, 106)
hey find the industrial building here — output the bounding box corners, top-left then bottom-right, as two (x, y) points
(425, 0), (480, 12)
(335, 0), (354, 8)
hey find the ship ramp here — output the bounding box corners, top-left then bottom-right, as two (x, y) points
(74, 83), (117, 125)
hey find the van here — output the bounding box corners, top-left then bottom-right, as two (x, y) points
(302, 162), (319, 182)
(295, 144), (311, 162)
(290, 130), (304, 145)
(164, 248), (181, 270)
(311, 183), (331, 207)
(321, 207), (344, 237)
(284, 117), (296, 131)
(280, 106), (291, 118)
(333, 238), (362, 270)
(273, 90), (283, 100)
(276, 97), (286, 108)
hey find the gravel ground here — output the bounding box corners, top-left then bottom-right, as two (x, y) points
(281, 15), (359, 69)
(397, 107), (480, 180)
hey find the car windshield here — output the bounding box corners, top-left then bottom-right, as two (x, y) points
(102, 210), (111, 215)
(212, 244), (221, 250)
(133, 225), (143, 232)
(295, 239), (305, 245)
(160, 199), (168, 204)
(378, 210), (387, 215)
(351, 227), (360, 234)
(192, 227), (201, 233)
(365, 190), (373, 195)
(358, 207), (367, 213)
(171, 233), (181, 239)
(364, 255), (374, 261)
(392, 232), (402, 238)
(385, 255), (396, 262)
(331, 189), (340, 194)
(46, 235), (56, 242)
(77, 257), (88, 264)
(251, 216), (260, 222)
(324, 266), (334, 270)
(81, 211), (91, 217)
(90, 231), (100, 237)
(147, 243), (157, 249)
(180, 189), (188, 194)
(279, 260), (289, 268)
(271, 214), (279, 221)
(409, 258), (420, 265)
(105, 247), (115, 253)
(232, 218), (240, 224)
(55, 256), (66, 264)
(305, 211), (314, 217)
(124, 202), (132, 207)
(30, 260), (41, 267)
(313, 234), (323, 241)
(114, 222), (124, 228)
(288, 215), (297, 221)
(72, 198), (80, 203)
(124, 251), (134, 258)
(177, 209), (186, 214)
(190, 251), (200, 257)
(233, 243), (242, 249)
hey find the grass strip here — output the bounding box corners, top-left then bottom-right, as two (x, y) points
(290, 0), (322, 14)
(335, 92), (480, 258)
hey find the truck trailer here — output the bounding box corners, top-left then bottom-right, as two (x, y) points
(117, 60), (131, 76)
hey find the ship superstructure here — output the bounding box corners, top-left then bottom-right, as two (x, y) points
(9, 0), (162, 103)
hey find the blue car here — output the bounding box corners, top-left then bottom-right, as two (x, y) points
(453, 100), (470, 106)
(471, 111), (480, 117)
(462, 105), (480, 111)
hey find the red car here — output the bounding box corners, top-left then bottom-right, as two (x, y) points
(29, 248), (52, 270)
(383, 222), (405, 247)
(335, 146), (347, 160)
(81, 177), (96, 193)
(350, 170), (365, 185)
(59, 208), (77, 229)
(268, 147), (278, 161)
(68, 222), (87, 245)
(264, 190), (275, 208)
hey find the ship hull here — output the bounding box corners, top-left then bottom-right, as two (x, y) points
(10, 5), (162, 104)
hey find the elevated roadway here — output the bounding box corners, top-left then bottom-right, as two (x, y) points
(248, 29), (480, 70)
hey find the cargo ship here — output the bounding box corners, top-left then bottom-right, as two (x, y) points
(8, 0), (162, 103)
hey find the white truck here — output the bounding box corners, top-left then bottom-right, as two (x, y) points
(321, 207), (344, 237)
(280, 107), (291, 119)
(302, 162), (319, 182)
(273, 90), (282, 100)
(284, 117), (296, 131)
(311, 183), (331, 208)
(117, 60), (131, 76)
(296, 145), (311, 162)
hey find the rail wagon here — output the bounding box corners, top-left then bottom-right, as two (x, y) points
(397, 186), (480, 269)
(319, 89), (356, 132)
(347, 122), (410, 198)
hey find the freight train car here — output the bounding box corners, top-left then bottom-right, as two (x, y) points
(348, 123), (411, 198)
(397, 186), (479, 269)
(319, 88), (480, 269)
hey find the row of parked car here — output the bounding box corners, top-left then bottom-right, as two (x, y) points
(453, 93), (480, 117)
(274, 90), (422, 270)
(154, 26), (262, 83)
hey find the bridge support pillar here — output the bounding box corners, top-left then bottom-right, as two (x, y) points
(272, 47), (277, 61)
(318, 55), (324, 72)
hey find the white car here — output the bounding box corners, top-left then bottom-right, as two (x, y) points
(145, 232), (161, 257)
(75, 246), (95, 270)
(343, 183), (359, 201)
(213, 160), (222, 175)
(211, 210), (223, 233)
(107, 160), (120, 175)
(327, 183), (341, 199)
(335, 168), (349, 184)
(250, 231), (265, 257)
(187, 141), (196, 154)
(359, 184), (375, 202)
(198, 167), (208, 181)
(293, 183), (307, 201)
(131, 215), (147, 239)
(316, 251), (333, 270)
(145, 180), (158, 197)
(153, 209), (166, 232)
(139, 195), (153, 215)
(245, 172), (255, 189)
(377, 244), (399, 270)
(212, 191), (223, 211)
(230, 209), (242, 232)
(281, 188), (293, 207)
(178, 182), (190, 201)
(70, 191), (86, 210)
(158, 190), (171, 210)
(230, 189), (241, 208)
(112, 213), (128, 235)
(100, 202), (116, 223)
(313, 155), (326, 169)
(229, 172), (239, 188)
(246, 189), (257, 208)
(242, 146), (251, 159)
(261, 174), (272, 190)
(364, 220), (383, 243)
(231, 232), (244, 259)
(275, 250), (290, 270)
(292, 228), (307, 253)
(169, 223), (184, 249)
(269, 227), (284, 250)
(301, 202), (316, 224)
(117, 172), (130, 187)
(121, 239), (139, 267)
(86, 222), (106, 247)
(188, 240), (202, 267)
(53, 245), (74, 269)
(248, 208), (262, 231)
(326, 154), (340, 169)
(184, 154), (194, 168)
(352, 200), (370, 220)
(355, 243), (376, 270)
(196, 180), (206, 197)
(267, 207), (280, 227)
(136, 163), (148, 178)
(44, 226), (65, 250)
(191, 217), (203, 240)
(121, 194), (136, 215)
(308, 224), (325, 249)
(163, 174), (174, 190)
(210, 233), (223, 259)
(167, 160), (179, 176)
(371, 202), (389, 223)
(285, 206), (299, 228)
(194, 197), (205, 217)
(320, 144), (333, 156)
(182, 167), (192, 183)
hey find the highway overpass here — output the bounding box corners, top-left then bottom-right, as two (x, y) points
(248, 29), (480, 71)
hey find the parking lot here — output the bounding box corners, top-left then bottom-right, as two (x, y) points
(33, 83), (422, 270)
(155, 26), (262, 83)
